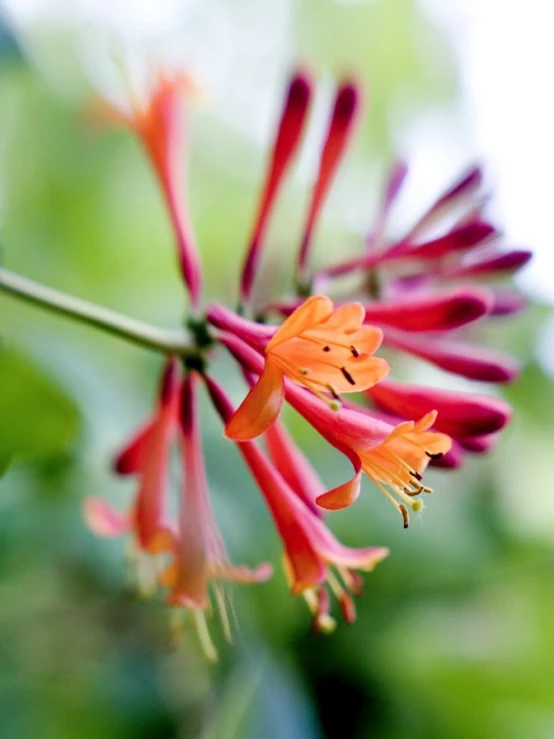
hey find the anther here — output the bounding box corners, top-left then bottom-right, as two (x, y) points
(340, 366), (356, 386)
(399, 503), (409, 529)
(326, 384), (341, 401)
(350, 345), (360, 357)
(426, 451), (443, 460)
(410, 470), (423, 481)
(300, 368), (310, 376)
(323, 345), (331, 352)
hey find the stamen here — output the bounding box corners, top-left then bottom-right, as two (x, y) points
(340, 366), (356, 386)
(193, 609), (218, 662)
(339, 592), (356, 623)
(326, 384), (341, 401)
(350, 345), (360, 357)
(426, 451), (444, 460)
(399, 503), (409, 529)
(214, 585), (233, 644)
(372, 476), (410, 527)
(338, 566), (364, 596)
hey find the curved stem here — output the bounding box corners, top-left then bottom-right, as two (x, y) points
(0, 267), (196, 356)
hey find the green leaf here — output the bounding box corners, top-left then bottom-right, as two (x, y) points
(0, 347), (80, 459)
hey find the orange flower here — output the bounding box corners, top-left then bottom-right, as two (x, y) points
(95, 72), (203, 306)
(220, 333), (452, 528)
(225, 295), (389, 440)
(315, 410), (452, 526)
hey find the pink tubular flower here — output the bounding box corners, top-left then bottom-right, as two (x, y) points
(85, 364), (270, 657)
(85, 357), (181, 550)
(205, 375), (388, 630)
(240, 71), (313, 304)
(159, 372), (271, 657)
(296, 80), (361, 280)
(97, 73), (202, 307)
(313, 163), (530, 384)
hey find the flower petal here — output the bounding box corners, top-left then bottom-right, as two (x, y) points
(83, 497), (130, 538)
(315, 454), (363, 511)
(113, 420), (155, 475)
(268, 295), (333, 348)
(224, 360), (285, 440)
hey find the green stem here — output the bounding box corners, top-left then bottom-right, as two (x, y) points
(0, 267), (196, 356)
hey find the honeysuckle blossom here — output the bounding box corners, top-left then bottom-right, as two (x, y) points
(84, 357), (181, 551)
(206, 375), (388, 630)
(98, 72), (203, 306)
(1, 63), (529, 656)
(85, 363), (271, 656)
(222, 295), (389, 440)
(218, 331), (451, 526)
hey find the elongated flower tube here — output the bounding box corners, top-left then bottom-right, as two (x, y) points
(264, 421), (327, 516)
(206, 375), (388, 630)
(240, 72), (312, 304)
(367, 380), (512, 443)
(219, 295), (389, 440)
(85, 357), (181, 551)
(296, 80), (361, 280)
(97, 72), (202, 306)
(219, 332), (451, 526)
(85, 368), (270, 656)
(159, 372), (271, 657)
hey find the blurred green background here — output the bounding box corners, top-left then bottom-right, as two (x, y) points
(1, 2), (553, 738)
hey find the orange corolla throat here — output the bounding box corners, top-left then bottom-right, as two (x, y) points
(266, 295), (389, 403)
(225, 296), (390, 441)
(357, 411), (452, 528)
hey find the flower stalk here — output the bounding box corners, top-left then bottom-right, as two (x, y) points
(0, 267), (196, 356)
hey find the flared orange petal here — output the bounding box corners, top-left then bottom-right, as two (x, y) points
(338, 356), (389, 391)
(275, 343), (389, 393)
(345, 325), (384, 355)
(268, 295), (333, 349)
(315, 459), (363, 511)
(224, 360), (285, 440)
(319, 301), (365, 331)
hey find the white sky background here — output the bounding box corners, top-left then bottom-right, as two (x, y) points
(2, 0), (554, 307)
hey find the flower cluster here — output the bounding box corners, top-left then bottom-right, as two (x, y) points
(86, 70), (529, 655)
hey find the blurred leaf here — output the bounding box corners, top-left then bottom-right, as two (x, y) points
(0, 347), (79, 459)
(0, 454), (12, 477)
